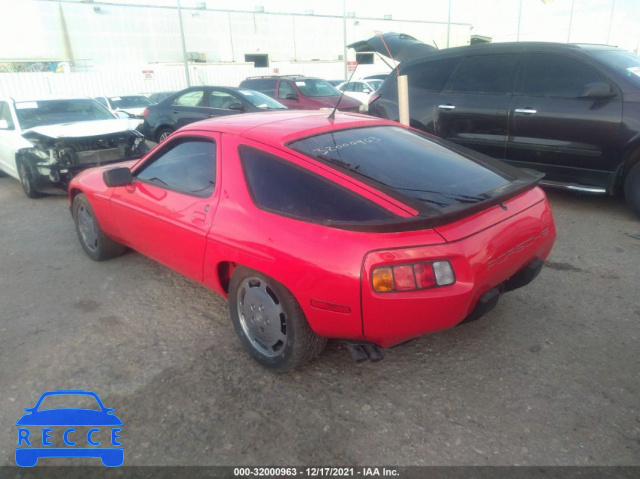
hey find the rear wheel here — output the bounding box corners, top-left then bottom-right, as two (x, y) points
(624, 161), (640, 218)
(156, 127), (174, 143)
(72, 193), (126, 261)
(17, 160), (43, 198)
(229, 266), (327, 371)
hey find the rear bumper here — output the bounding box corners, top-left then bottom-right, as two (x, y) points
(361, 193), (556, 348)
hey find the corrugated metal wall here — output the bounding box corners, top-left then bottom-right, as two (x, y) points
(0, 61), (363, 98)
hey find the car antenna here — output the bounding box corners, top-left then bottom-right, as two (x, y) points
(328, 59), (360, 121)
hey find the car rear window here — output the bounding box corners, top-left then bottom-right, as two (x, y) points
(239, 146), (397, 224)
(288, 126), (513, 211)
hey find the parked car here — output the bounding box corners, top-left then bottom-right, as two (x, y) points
(336, 79), (384, 110)
(0, 96), (148, 198)
(367, 42), (640, 217)
(147, 91), (176, 104)
(140, 86), (287, 143)
(326, 80), (345, 87)
(94, 94), (153, 119)
(239, 75), (362, 112)
(69, 110), (556, 371)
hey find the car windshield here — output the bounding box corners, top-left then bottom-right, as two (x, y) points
(108, 95), (153, 109)
(289, 126), (512, 211)
(294, 79), (340, 97)
(15, 99), (115, 130)
(37, 394), (101, 411)
(237, 89), (287, 109)
(589, 49), (640, 88)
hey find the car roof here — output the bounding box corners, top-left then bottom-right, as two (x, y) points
(2, 95), (95, 103)
(180, 110), (397, 144)
(400, 41), (623, 66)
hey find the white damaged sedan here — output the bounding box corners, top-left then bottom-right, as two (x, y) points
(0, 97), (148, 198)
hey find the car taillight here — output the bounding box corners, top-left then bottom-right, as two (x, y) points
(368, 93), (381, 106)
(143, 108), (149, 120)
(371, 260), (455, 293)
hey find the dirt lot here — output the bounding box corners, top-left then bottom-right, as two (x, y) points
(0, 176), (639, 467)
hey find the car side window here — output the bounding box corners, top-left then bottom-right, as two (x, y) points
(452, 54), (518, 94)
(136, 140), (216, 197)
(278, 81), (295, 98)
(240, 146), (396, 224)
(522, 53), (609, 98)
(172, 90), (205, 107)
(94, 97), (109, 108)
(209, 90), (239, 109)
(0, 101), (14, 129)
(404, 57), (460, 92)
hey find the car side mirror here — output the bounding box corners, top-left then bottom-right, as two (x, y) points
(363, 88), (371, 94)
(578, 82), (615, 99)
(285, 93), (298, 100)
(0, 119), (11, 129)
(229, 103), (245, 111)
(103, 167), (133, 187)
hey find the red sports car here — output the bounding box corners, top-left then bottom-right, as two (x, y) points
(69, 111), (556, 371)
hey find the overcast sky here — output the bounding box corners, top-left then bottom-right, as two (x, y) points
(92, 0), (640, 52)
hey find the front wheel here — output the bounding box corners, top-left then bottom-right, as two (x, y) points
(624, 161), (640, 218)
(229, 266), (327, 372)
(17, 160), (43, 198)
(72, 193), (126, 261)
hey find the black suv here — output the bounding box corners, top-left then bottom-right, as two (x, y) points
(368, 42), (640, 216)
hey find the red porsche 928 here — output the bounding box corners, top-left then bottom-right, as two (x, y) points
(69, 111), (556, 371)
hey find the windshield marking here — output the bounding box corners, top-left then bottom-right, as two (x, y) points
(312, 136), (380, 156)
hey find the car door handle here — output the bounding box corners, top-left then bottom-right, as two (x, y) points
(514, 108), (537, 114)
(192, 211), (206, 225)
(172, 110), (179, 114)
(438, 104), (456, 110)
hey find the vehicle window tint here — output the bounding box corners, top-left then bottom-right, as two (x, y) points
(404, 57), (460, 92)
(244, 79), (276, 97)
(172, 90), (204, 107)
(289, 126), (511, 212)
(522, 53), (608, 98)
(94, 97), (108, 108)
(278, 81), (295, 98)
(240, 146), (396, 223)
(137, 140), (216, 197)
(453, 54), (518, 94)
(0, 101), (14, 129)
(209, 90), (239, 109)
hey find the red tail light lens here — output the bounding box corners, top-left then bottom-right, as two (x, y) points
(372, 261), (454, 293)
(143, 108), (149, 120)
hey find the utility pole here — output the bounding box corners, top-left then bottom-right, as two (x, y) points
(177, 0), (191, 87)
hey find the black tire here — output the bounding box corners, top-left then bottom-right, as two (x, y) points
(624, 161), (640, 218)
(156, 127), (174, 143)
(17, 160), (43, 198)
(229, 266), (327, 372)
(72, 193), (126, 261)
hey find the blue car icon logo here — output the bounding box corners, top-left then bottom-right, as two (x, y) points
(16, 390), (123, 467)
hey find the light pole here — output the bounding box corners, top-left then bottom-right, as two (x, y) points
(343, 0), (348, 80)
(606, 0), (616, 45)
(177, 0), (191, 87)
(567, 0), (575, 43)
(446, 0), (451, 48)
